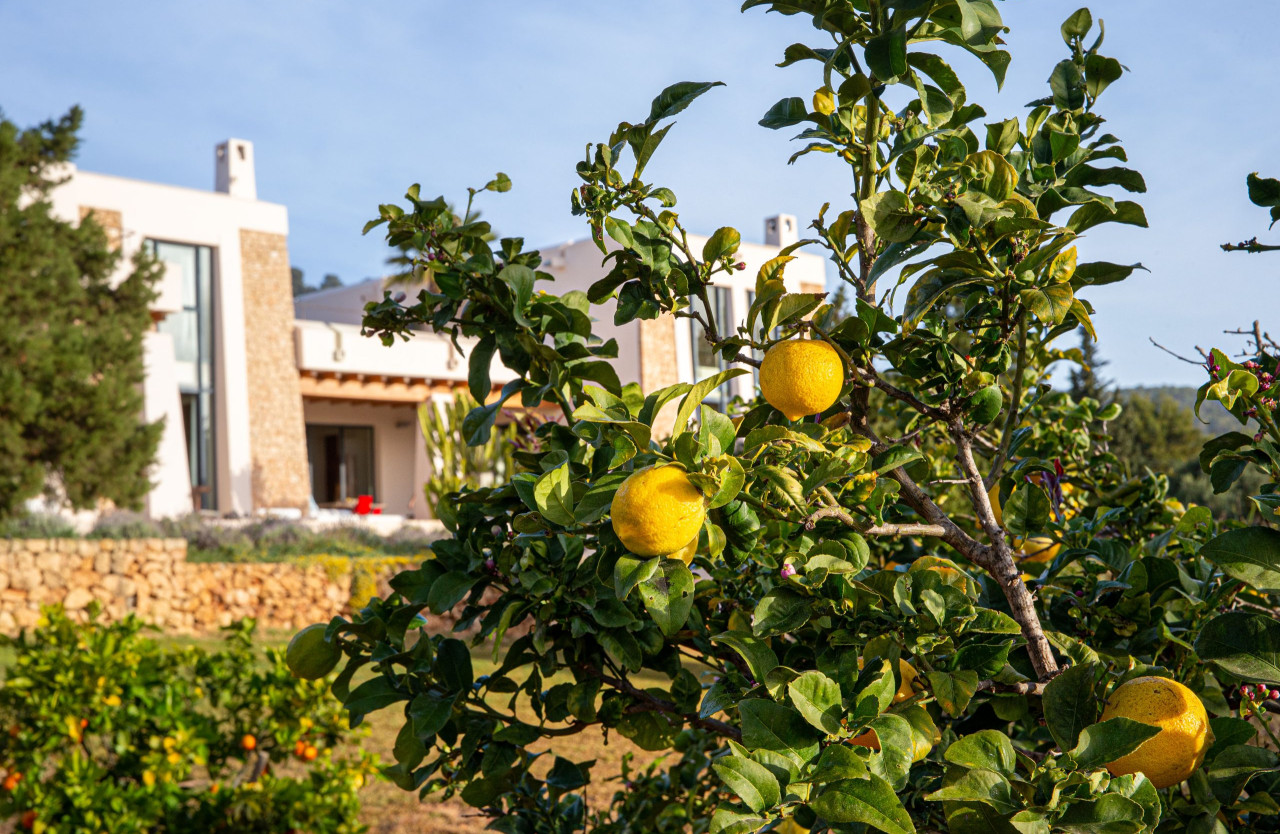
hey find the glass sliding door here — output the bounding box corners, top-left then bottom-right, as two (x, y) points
(306, 425), (376, 505)
(148, 240), (217, 510)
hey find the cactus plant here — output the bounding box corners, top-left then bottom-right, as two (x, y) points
(418, 393), (525, 517)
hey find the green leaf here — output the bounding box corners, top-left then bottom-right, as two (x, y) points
(1072, 261), (1147, 287)
(926, 768), (1021, 815)
(703, 227), (742, 262)
(533, 463), (575, 526)
(637, 558), (695, 637)
(499, 263), (535, 326)
(1196, 611), (1280, 683)
(860, 191), (918, 243)
(1049, 59), (1085, 110)
(1067, 200), (1149, 233)
(467, 336), (497, 402)
(1056, 793), (1146, 834)
(614, 555), (660, 601)
(709, 808), (768, 834)
(870, 444), (922, 474)
(1207, 744), (1280, 806)
(1042, 662), (1097, 751)
(648, 80), (724, 123)
(1003, 482), (1051, 536)
(738, 699), (822, 765)
(810, 775), (915, 833)
(1060, 8), (1093, 41)
(1019, 283), (1074, 326)
(788, 671), (843, 735)
(944, 730), (1017, 776)
(759, 97), (809, 129)
(426, 571), (477, 615)
(1247, 171), (1280, 208)
(713, 755), (781, 814)
(1067, 717), (1162, 771)
(1200, 527), (1280, 592)
(865, 25), (908, 81)
(753, 588), (812, 638)
(567, 679), (600, 723)
(926, 670), (979, 717)
(812, 744), (868, 783)
(674, 368), (748, 435)
(345, 677), (409, 727)
(967, 150), (1018, 201)
(712, 631), (779, 684)
(866, 713), (915, 789)
(484, 172), (512, 192)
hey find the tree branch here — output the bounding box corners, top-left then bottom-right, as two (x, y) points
(949, 420), (1059, 679)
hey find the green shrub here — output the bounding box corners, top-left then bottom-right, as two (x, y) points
(0, 607), (377, 833)
(88, 510), (163, 539)
(0, 514), (77, 540)
(418, 392), (531, 516)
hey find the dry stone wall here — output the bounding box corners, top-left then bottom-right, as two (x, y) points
(0, 539), (418, 635)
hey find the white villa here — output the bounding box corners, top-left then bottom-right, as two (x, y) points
(49, 142), (827, 521)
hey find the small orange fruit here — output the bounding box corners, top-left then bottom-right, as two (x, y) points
(240, 734), (257, 752)
(303, 745), (318, 762)
(3, 772), (22, 791)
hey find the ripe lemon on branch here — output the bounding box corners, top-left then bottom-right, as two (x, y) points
(759, 339), (843, 421)
(611, 465), (706, 558)
(1099, 676), (1210, 789)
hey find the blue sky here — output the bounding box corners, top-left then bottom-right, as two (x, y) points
(3, 1), (1278, 387)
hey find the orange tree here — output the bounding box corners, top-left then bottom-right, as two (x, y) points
(306, 4), (1280, 832)
(0, 609), (376, 833)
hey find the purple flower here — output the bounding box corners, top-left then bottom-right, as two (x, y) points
(780, 563), (797, 578)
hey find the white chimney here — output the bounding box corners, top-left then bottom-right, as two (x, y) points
(215, 139), (257, 199)
(765, 214), (798, 247)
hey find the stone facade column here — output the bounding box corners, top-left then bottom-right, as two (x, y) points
(238, 229), (311, 512)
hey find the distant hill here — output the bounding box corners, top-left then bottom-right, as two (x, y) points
(1118, 386), (1243, 437)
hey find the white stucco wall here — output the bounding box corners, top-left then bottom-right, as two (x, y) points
(141, 332), (195, 519)
(48, 164), (290, 518)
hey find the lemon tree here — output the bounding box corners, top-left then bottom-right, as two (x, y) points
(0, 608), (376, 833)
(320, 4), (1280, 833)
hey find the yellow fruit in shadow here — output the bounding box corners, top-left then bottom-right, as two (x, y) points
(907, 556), (975, 595)
(759, 339), (844, 421)
(1013, 536), (1060, 564)
(988, 482), (1003, 527)
(668, 537), (698, 566)
(1099, 676), (1211, 789)
(611, 465), (706, 557)
(848, 723), (934, 762)
(858, 657), (919, 704)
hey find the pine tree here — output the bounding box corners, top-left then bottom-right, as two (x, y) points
(0, 106), (162, 516)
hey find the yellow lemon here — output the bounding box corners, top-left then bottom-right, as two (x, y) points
(1013, 536), (1060, 564)
(847, 724), (931, 761)
(759, 339), (844, 421)
(611, 465), (706, 557)
(988, 482), (1003, 527)
(1099, 676), (1210, 789)
(857, 657), (919, 704)
(668, 537), (698, 566)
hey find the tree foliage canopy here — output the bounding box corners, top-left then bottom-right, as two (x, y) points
(0, 106), (160, 517)
(301, 4), (1280, 833)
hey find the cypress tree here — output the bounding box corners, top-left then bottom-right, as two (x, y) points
(0, 106), (161, 516)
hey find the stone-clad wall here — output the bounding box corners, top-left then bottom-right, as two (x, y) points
(0, 539), (405, 635)
(239, 228), (311, 512)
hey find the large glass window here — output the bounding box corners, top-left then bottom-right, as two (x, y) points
(148, 240), (216, 510)
(690, 286), (734, 411)
(306, 425), (376, 505)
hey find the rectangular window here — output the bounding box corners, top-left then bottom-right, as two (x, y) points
(306, 425), (376, 505)
(148, 240), (217, 510)
(690, 286), (734, 411)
